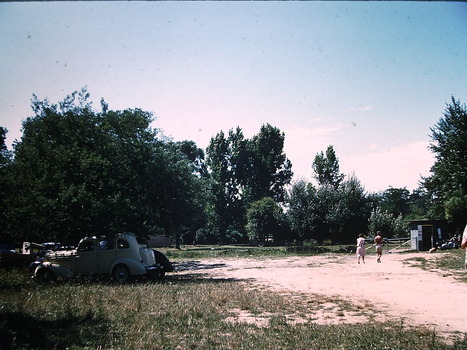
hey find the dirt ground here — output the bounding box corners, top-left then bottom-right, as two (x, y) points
(174, 250), (467, 337)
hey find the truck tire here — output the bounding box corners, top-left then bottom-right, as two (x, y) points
(113, 265), (132, 283)
(36, 268), (56, 283)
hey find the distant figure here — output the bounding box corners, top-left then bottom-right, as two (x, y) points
(356, 234), (366, 264)
(461, 224), (467, 269)
(374, 231), (384, 263)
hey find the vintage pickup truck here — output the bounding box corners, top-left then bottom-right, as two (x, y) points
(31, 233), (173, 283)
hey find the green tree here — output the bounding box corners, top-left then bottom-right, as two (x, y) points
(0, 127), (12, 242)
(368, 208), (407, 238)
(0, 127), (12, 166)
(423, 96), (467, 234)
(3, 89), (201, 244)
(327, 175), (370, 242)
(285, 179), (317, 242)
(444, 192), (467, 233)
(205, 130), (245, 243)
(206, 124), (292, 244)
(407, 187), (430, 220)
(312, 145), (344, 189)
(368, 208), (393, 237)
(246, 124), (293, 203)
(168, 140), (210, 245)
(377, 187), (411, 218)
(287, 174), (370, 244)
(309, 147), (370, 242)
(246, 197), (283, 245)
(312, 175), (370, 243)
(171, 140), (209, 178)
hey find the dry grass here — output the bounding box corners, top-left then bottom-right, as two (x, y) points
(1, 267), (466, 350)
(403, 249), (467, 282)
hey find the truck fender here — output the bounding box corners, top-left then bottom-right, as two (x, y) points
(35, 262), (74, 280)
(110, 258), (146, 276)
(153, 250), (174, 272)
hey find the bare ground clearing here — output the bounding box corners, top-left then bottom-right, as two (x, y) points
(173, 251), (467, 337)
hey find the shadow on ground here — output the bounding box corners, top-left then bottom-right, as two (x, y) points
(166, 260), (250, 285)
(172, 260), (228, 272)
(0, 310), (110, 350)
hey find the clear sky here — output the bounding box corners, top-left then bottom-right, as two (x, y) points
(1, 2), (466, 193)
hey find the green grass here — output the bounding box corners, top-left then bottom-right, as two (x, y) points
(161, 240), (420, 261)
(1, 267), (466, 350)
(161, 243), (357, 260)
(163, 245), (291, 259)
(403, 248), (467, 282)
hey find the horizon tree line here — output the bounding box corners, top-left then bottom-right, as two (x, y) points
(0, 90), (465, 246)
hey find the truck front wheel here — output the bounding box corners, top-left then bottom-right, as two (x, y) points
(36, 268), (56, 283)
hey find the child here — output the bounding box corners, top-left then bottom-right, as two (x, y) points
(356, 234), (366, 264)
(374, 231), (383, 263)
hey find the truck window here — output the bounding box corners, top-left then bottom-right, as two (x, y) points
(78, 241), (95, 252)
(117, 239), (129, 249)
(99, 240), (115, 250)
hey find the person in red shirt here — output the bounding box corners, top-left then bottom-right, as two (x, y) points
(374, 231), (383, 263)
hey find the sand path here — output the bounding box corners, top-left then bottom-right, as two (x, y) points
(174, 251), (467, 336)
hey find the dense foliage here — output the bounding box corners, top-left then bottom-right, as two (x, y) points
(312, 145), (344, 189)
(1, 91), (464, 245)
(286, 151), (373, 243)
(423, 97), (467, 234)
(204, 125), (292, 244)
(0, 89), (203, 244)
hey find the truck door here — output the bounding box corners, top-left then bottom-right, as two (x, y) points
(97, 239), (116, 274)
(75, 240), (99, 275)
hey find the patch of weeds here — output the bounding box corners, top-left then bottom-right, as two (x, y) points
(404, 250), (467, 282)
(285, 245), (331, 255)
(404, 256), (429, 269)
(0, 268), (34, 292)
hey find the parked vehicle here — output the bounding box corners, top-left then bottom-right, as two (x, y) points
(0, 242), (40, 269)
(31, 233), (173, 283)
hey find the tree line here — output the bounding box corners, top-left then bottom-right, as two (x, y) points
(1, 89), (465, 246)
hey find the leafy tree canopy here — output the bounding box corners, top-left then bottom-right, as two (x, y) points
(423, 96), (467, 233)
(205, 124), (292, 243)
(2, 88), (202, 244)
(312, 145), (344, 189)
(246, 197), (283, 245)
(0, 127), (11, 166)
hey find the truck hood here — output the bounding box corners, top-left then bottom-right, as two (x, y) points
(45, 249), (77, 260)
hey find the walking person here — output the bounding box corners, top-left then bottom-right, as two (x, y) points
(356, 234), (366, 264)
(374, 231), (384, 263)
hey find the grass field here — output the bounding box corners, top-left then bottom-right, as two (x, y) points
(1, 247), (466, 350)
(159, 241), (412, 260)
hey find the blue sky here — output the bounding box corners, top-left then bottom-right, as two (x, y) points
(1, 2), (466, 193)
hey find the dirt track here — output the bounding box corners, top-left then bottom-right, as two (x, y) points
(174, 251), (467, 336)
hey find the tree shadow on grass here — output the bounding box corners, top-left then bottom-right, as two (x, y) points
(172, 260), (228, 272)
(165, 273), (249, 285)
(166, 260), (250, 285)
(0, 310), (111, 350)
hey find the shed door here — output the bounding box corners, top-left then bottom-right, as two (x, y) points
(420, 225), (433, 251)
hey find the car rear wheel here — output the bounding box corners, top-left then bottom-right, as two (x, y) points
(113, 265), (132, 283)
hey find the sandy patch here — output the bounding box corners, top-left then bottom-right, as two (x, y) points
(174, 251), (467, 336)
